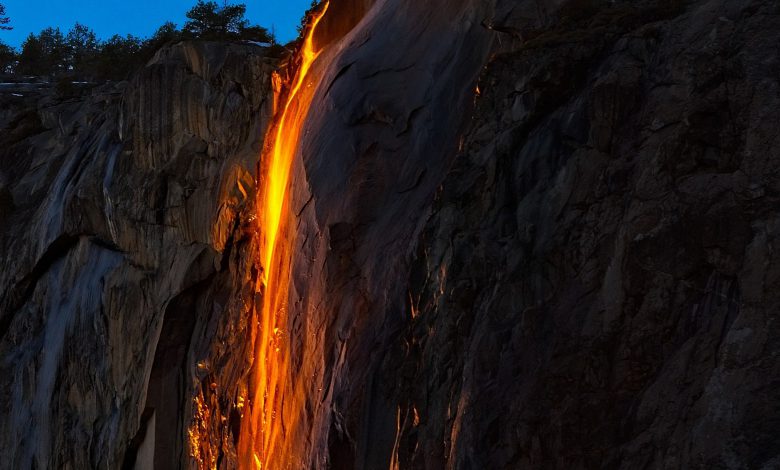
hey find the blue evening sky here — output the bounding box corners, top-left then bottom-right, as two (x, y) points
(0, 0), (312, 48)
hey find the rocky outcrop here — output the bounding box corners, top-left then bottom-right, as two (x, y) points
(381, 0), (780, 468)
(282, 0), (497, 466)
(2, 0), (780, 469)
(280, 0), (780, 468)
(0, 42), (275, 469)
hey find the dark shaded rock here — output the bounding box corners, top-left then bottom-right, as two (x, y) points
(2, 0), (780, 468)
(373, 1), (780, 468)
(0, 42), (275, 469)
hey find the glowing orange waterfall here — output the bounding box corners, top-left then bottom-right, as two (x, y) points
(239, 3), (330, 468)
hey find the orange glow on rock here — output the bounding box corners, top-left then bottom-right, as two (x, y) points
(238, 3), (330, 469)
(261, 2), (329, 276)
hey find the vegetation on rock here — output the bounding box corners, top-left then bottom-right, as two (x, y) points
(0, 1), (278, 82)
(0, 2), (10, 31)
(183, 1), (271, 42)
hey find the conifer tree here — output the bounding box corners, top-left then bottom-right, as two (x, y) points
(0, 3), (11, 31)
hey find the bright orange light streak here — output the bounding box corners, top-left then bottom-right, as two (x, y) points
(262, 2), (328, 276)
(239, 3), (329, 469)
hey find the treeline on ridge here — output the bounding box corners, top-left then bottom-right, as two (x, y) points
(0, 0), (279, 82)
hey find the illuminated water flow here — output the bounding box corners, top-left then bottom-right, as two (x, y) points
(239, 3), (330, 468)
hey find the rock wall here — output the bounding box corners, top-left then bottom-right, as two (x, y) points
(282, 0), (780, 468)
(382, 0), (780, 468)
(284, 0), (497, 467)
(2, 0), (780, 469)
(0, 42), (275, 469)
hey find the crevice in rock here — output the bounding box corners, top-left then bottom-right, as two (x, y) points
(145, 275), (215, 470)
(121, 407), (156, 470)
(1, 234), (80, 340)
(325, 61), (356, 97)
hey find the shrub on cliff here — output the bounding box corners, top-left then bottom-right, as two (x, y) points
(17, 28), (68, 76)
(6, 1), (277, 81)
(0, 41), (14, 73)
(92, 34), (144, 81)
(143, 22), (182, 53)
(183, 1), (271, 42)
(17, 24), (100, 79)
(66, 23), (99, 77)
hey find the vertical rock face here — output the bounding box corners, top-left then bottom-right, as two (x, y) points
(374, 0), (780, 468)
(1, 0), (780, 469)
(284, 0), (497, 467)
(0, 42), (275, 469)
(285, 0), (780, 468)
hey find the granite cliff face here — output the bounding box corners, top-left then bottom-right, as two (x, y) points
(0, 42), (275, 468)
(2, 0), (780, 468)
(389, 1), (780, 467)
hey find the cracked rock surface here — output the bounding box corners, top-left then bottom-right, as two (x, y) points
(286, 0), (780, 468)
(0, 42), (274, 469)
(373, 1), (780, 468)
(2, 0), (780, 468)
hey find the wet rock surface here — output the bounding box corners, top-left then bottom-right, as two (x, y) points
(2, 0), (780, 469)
(283, 0), (780, 468)
(0, 42), (275, 469)
(380, 0), (780, 468)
